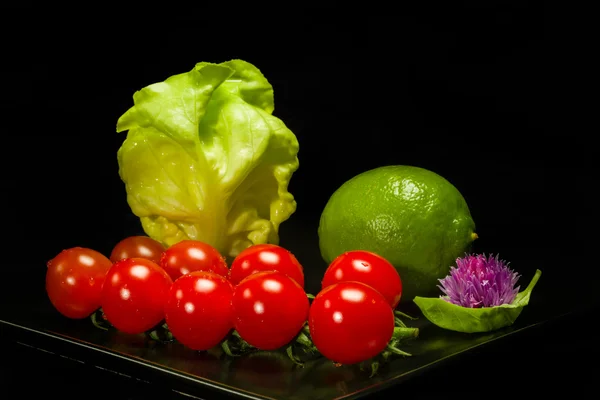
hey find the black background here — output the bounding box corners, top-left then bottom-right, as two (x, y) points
(2, 4), (596, 399)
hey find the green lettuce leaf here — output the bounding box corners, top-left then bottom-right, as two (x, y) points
(413, 269), (542, 333)
(116, 60), (299, 257)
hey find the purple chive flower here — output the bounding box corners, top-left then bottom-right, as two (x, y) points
(438, 254), (521, 308)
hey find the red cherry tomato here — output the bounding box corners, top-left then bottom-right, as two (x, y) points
(322, 250), (403, 308)
(308, 281), (394, 365)
(101, 258), (173, 334)
(160, 240), (228, 281)
(232, 271), (309, 350)
(46, 247), (113, 319)
(229, 244), (304, 288)
(165, 271), (235, 351)
(110, 235), (165, 264)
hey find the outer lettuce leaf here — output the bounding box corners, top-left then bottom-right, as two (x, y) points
(116, 60), (299, 257)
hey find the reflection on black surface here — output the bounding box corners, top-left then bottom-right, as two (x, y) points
(0, 289), (567, 400)
(0, 210), (586, 399)
(158, 345), (230, 383)
(228, 351), (299, 397)
(301, 358), (377, 397)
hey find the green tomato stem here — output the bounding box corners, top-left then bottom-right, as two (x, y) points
(286, 345), (304, 366)
(220, 330), (256, 357)
(392, 326), (419, 340)
(146, 321), (174, 343)
(369, 361), (379, 378)
(221, 339), (237, 357)
(90, 310), (108, 331)
(89, 308), (112, 331)
(302, 324), (311, 336)
(394, 310), (418, 320)
(385, 344), (412, 357)
(296, 331), (317, 351)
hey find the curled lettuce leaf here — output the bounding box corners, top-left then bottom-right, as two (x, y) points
(116, 60), (299, 257)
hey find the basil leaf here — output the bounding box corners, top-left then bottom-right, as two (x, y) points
(413, 269), (542, 333)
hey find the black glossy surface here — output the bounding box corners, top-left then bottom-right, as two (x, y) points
(0, 286), (573, 400)
(4, 309), (599, 399)
(1, 212), (595, 399)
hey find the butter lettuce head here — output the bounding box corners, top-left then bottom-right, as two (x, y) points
(116, 60), (299, 257)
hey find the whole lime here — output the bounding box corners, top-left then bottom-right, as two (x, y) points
(318, 165), (477, 303)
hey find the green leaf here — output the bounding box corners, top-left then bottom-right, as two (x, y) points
(413, 269), (542, 333)
(115, 60), (299, 257)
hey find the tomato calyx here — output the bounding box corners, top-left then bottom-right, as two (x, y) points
(383, 326), (419, 358)
(147, 322), (175, 343)
(360, 324), (419, 377)
(285, 324), (320, 366)
(221, 330), (256, 357)
(89, 309), (175, 344)
(90, 308), (111, 331)
(220, 324), (321, 365)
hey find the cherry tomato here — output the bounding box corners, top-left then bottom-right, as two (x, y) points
(160, 240), (228, 281)
(110, 235), (165, 264)
(308, 281), (394, 365)
(229, 244), (304, 288)
(46, 247), (113, 319)
(232, 271), (309, 350)
(322, 250), (403, 308)
(165, 271), (235, 351)
(101, 258), (173, 334)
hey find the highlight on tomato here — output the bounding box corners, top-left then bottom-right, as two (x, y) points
(321, 250), (403, 308)
(160, 240), (228, 281)
(110, 235), (165, 265)
(232, 270), (309, 350)
(165, 271), (235, 351)
(229, 244), (305, 288)
(101, 257), (173, 334)
(308, 281), (395, 365)
(46, 247), (113, 319)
